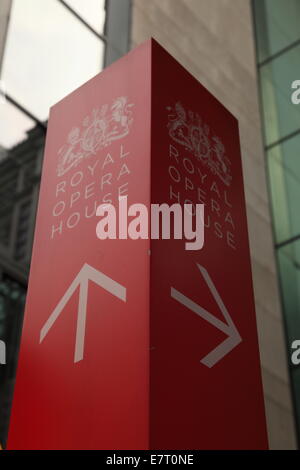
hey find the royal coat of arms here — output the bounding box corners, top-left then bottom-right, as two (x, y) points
(57, 97), (134, 177)
(167, 102), (232, 186)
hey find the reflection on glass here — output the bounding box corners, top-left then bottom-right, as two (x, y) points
(254, 0), (300, 62)
(291, 367), (300, 437)
(0, 100), (44, 256)
(268, 135), (300, 243)
(277, 241), (300, 434)
(64, 0), (106, 34)
(2, 0), (104, 120)
(0, 274), (26, 448)
(278, 241), (300, 346)
(260, 44), (300, 145)
(0, 101), (29, 251)
(0, 100), (35, 150)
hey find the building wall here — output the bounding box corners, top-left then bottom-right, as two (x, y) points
(131, 0), (297, 449)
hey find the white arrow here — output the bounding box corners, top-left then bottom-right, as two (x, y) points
(171, 264), (242, 368)
(40, 263), (126, 363)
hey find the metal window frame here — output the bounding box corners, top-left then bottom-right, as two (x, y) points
(57, 0), (132, 67)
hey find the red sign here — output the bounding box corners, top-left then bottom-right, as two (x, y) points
(8, 39), (268, 449)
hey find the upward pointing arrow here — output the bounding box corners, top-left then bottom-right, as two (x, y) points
(40, 263), (126, 363)
(171, 264), (242, 368)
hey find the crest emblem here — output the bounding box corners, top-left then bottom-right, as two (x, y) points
(167, 102), (232, 186)
(57, 97), (134, 177)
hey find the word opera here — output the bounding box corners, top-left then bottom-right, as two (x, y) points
(50, 144), (131, 239)
(168, 144), (236, 250)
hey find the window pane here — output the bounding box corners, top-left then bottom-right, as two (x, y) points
(260, 44), (300, 146)
(0, 100), (34, 250)
(2, 0), (104, 121)
(0, 99), (35, 150)
(277, 240), (300, 432)
(0, 274), (26, 447)
(0, 100), (43, 254)
(291, 368), (300, 436)
(278, 240), (300, 345)
(14, 199), (33, 262)
(268, 135), (300, 243)
(64, 0), (106, 34)
(254, 0), (300, 62)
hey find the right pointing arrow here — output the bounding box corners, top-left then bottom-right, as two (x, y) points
(171, 264), (242, 368)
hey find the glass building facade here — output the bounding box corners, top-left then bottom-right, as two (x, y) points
(0, 0), (130, 447)
(253, 0), (300, 444)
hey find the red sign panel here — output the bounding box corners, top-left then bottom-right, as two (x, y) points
(149, 42), (268, 449)
(8, 39), (268, 449)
